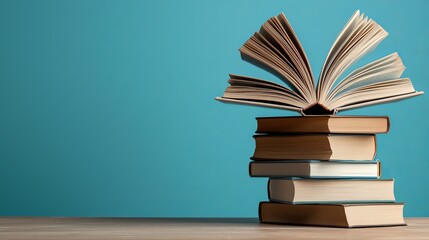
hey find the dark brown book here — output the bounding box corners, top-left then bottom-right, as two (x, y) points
(256, 116), (389, 134)
(252, 134), (376, 161)
(268, 179), (395, 204)
(259, 202), (406, 228)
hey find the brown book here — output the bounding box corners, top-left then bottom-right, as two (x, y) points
(259, 202), (406, 228)
(252, 134), (376, 161)
(215, 10), (422, 115)
(268, 179), (395, 204)
(249, 161), (381, 178)
(256, 116), (389, 134)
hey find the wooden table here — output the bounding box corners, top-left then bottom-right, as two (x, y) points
(1, 218), (428, 239)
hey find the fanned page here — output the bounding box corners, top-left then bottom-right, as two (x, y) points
(216, 74), (306, 112)
(325, 78), (419, 110)
(215, 97), (302, 112)
(323, 52), (423, 110)
(326, 52), (405, 102)
(317, 10), (390, 104)
(336, 91), (423, 111)
(216, 10), (423, 115)
(239, 13), (315, 104)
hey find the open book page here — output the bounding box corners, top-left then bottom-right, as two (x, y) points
(317, 10), (361, 98)
(336, 91), (423, 111)
(240, 35), (306, 97)
(216, 11), (423, 115)
(224, 86), (308, 108)
(277, 13), (315, 95)
(215, 97), (302, 112)
(229, 74), (304, 99)
(240, 14), (315, 104)
(326, 53), (405, 103)
(221, 75), (308, 108)
(325, 78), (419, 110)
(317, 11), (388, 103)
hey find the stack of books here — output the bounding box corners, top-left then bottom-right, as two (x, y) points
(250, 115), (405, 228)
(215, 10), (423, 228)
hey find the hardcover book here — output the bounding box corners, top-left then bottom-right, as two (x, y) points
(259, 202), (406, 228)
(255, 116), (389, 134)
(252, 134), (376, 160)
(215, 10), (423, 115)
(268, 178), (395, 204)
(249, 160), (380, 178)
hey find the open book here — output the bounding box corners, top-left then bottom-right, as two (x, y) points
(216, 10), (423, 115)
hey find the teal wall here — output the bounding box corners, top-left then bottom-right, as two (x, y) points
(0, 0), (428, 217)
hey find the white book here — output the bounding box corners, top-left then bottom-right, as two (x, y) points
(249, 160), (380, 178)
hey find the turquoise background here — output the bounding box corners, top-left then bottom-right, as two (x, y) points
(0, 0), (428, 217)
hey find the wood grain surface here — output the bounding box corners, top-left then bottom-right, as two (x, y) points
(0, 217), (428, 240)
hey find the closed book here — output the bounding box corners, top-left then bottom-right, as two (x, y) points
(268, 179), (395, 204)
(259, 202), (406, 228)
(252, 134), (376, 161)
(256, 116), (389, 134)
(249, 161), (380, 178)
